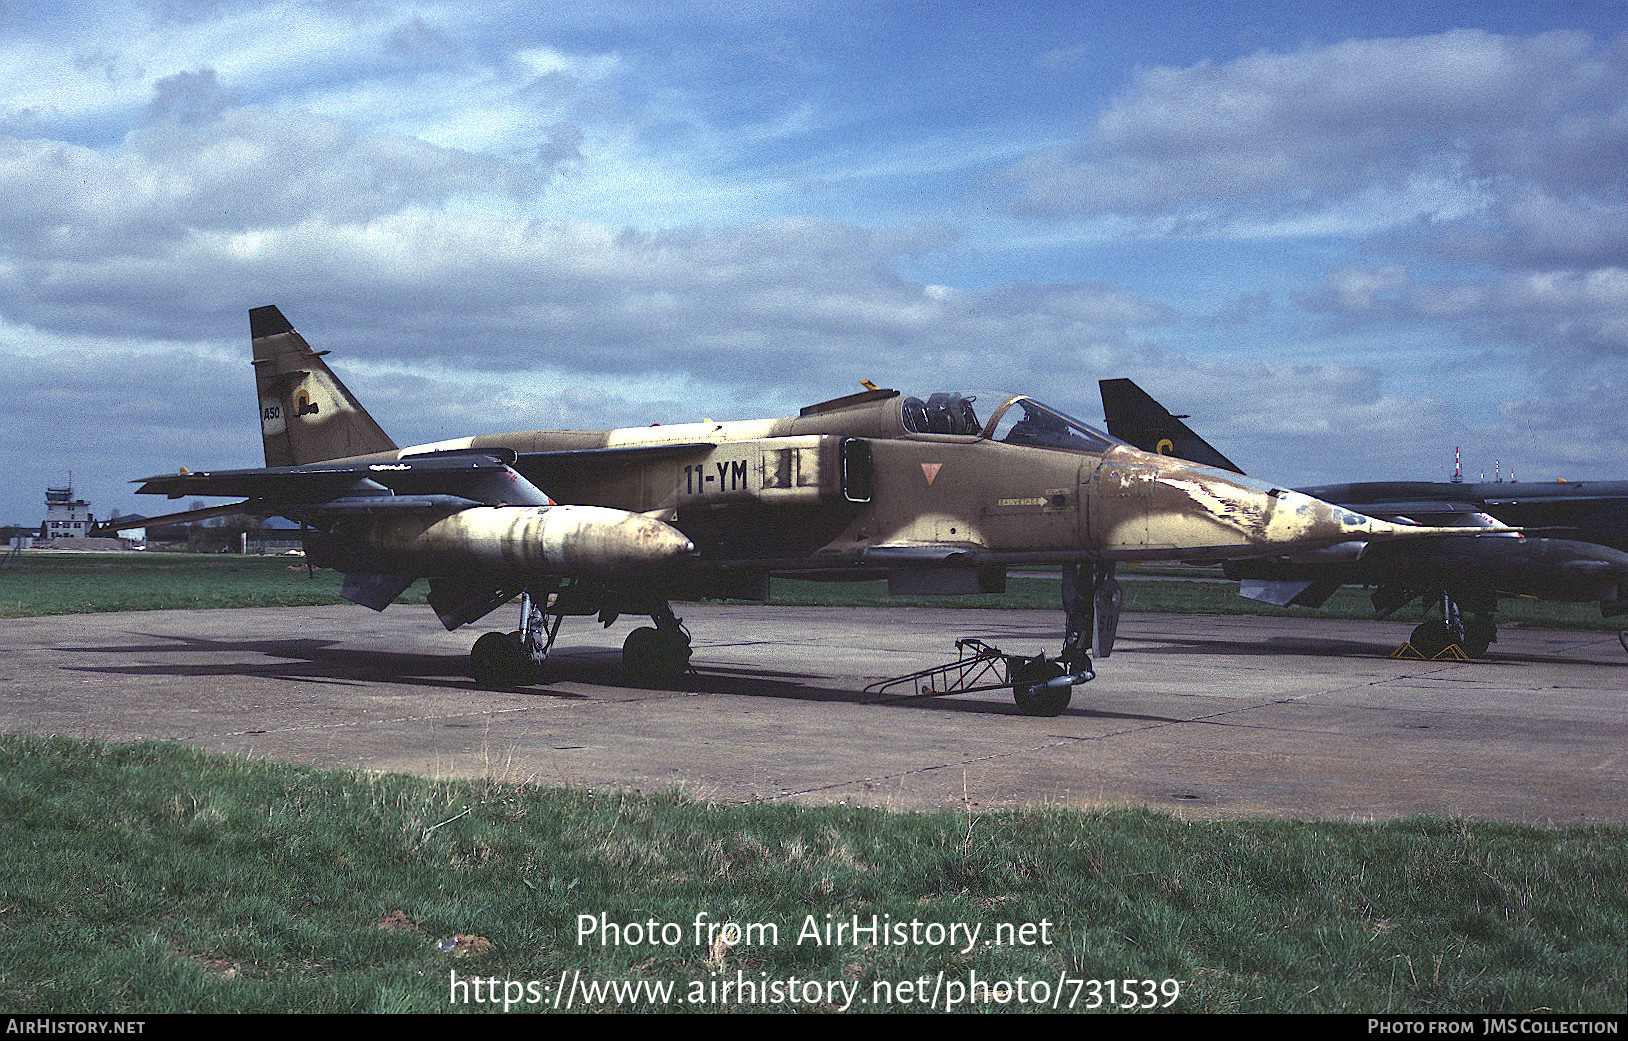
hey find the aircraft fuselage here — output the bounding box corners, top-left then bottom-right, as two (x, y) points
(384, 390), (1447, 577)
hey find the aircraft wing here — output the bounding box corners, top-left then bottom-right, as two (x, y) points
(133, 450), (554, 521)
(513, 443), (719, 466)
(129, 447), (698, 630)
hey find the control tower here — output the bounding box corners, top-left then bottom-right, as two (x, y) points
(43, 484), (93, 540)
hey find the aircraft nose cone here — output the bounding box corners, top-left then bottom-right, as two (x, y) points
(1265, 489), (1378, 543)
(1097, 454), (1511, 560)
(1229, 485), (1422, 549)
(1246, 485), (1510, 550)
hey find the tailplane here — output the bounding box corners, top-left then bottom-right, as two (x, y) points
(252, 305), (398, 466)
(1099, 378), (1245, 474)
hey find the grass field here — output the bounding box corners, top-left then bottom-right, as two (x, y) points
(2, 551), (1625, 1014)
(1, 734), (1623, 1014)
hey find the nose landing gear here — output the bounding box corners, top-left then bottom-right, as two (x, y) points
(864, 561), (1119, 717)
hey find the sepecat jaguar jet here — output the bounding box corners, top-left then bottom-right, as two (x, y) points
(113, 307), (1506, 715)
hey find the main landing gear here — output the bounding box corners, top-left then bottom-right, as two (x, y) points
(469, 585), (693, 689)
(620, 604), (693, 687)
(1402, 591), (1495, 659)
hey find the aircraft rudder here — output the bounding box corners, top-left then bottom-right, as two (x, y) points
(249, 304), (294, 341)
(252, 306), (398, 467)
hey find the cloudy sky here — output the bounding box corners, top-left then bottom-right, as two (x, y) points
(4, 0), (1625, 526)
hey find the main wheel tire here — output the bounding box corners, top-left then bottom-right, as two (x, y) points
(471, 631), (537, 688)
(471, 631), (518, 689)
(506, 630), (544, 685)
(623, 627), (691, 686)
(1463, 617), (1495, 658)
(1410, 620), (1450, 659)
(1012, 657), (1071, 717)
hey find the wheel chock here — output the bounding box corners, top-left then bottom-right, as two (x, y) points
(1390, 641), (1470, 661)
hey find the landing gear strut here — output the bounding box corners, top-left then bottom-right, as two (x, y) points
(468, 584), (693, 689)
(1014, 560), (1119, 716)
(470, 587), (561, 689)
(1063, 561), (1120, 666)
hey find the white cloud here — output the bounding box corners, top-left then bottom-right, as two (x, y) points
(2, 6), (1625, 522)
(1303, 264), (1628, 357)
(1006, 29), (1628, 247)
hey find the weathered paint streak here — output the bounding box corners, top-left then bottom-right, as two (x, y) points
(356, 505), (695, 578)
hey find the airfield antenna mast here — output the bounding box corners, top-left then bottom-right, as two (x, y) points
(1452, 447), (1461, 483)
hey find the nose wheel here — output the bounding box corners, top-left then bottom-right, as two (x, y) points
(863, 561), (1118, 717)
(1011, 656), (1074, 717)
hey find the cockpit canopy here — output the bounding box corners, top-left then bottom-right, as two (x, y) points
(901, 392), (1121, 454)
(900, 392), (981, 435)
(986, 395), (1121, 454)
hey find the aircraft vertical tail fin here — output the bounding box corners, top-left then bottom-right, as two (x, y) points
(1098, 378), (1245, 474)
(252, 306), (398, 466)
